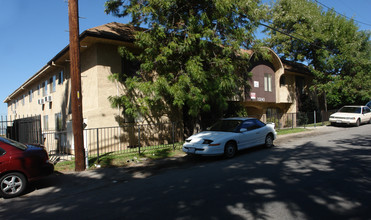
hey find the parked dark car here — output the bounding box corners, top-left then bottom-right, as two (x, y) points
(0, 137), (54, 198)
(366, 100), (371, 109)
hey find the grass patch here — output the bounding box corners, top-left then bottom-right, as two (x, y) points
(306, 121), (331, 127)
(54, 160), (76, 173)
(54, 146), (186, 173)
(277, 128), (308, 135)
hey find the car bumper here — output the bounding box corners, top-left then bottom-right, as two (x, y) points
(329, 118), (357, 125)
(28, 162), (54, 181)
(182, 144), (224, 156)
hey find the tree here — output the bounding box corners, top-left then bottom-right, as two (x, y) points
(105, 0), (267, 130)
(265, 0), (371, 110)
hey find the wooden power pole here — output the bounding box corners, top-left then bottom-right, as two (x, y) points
(68, 0), (85, 171)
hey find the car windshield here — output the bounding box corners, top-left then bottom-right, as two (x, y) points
(0, 137), (28, 151)
(338, 107), (361, 114)
(208, 119), (243, 132)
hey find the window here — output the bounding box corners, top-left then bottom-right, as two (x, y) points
(240, 119), (265, 131)
(58, 71), (64, 84)
(43, 115), (49, 131)
(29, 89), (33, 102)
(37, 84), (40, 95)
(363, 107), (370, 114)
(264, 73), (272, 92)
(42, 80), (48, 96)
(50, 76), (56, 93)
(55, 113), (62, 131)
(280, 75), (286, 87)
(121, 57), (140, 82)
(266, 108), (279, 124)
(22, 95), (25, 106)
(0, 147), (5, 156)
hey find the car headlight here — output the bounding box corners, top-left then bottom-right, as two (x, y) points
(202, 139), (214, 145)
(202, 139), (221, 146)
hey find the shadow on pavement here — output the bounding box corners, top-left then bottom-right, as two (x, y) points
(1, 129), (371, 220)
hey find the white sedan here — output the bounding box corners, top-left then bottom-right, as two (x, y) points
(329, 105), (371, 127)
(183, 118), (277, 158)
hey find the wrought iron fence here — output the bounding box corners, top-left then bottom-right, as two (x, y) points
(40, 122), (184, 163)
(260, 110), (337, 129)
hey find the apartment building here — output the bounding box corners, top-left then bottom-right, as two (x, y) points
(4, 22), (315, 151)
(4, 22), (143, 132)
(243, 48), (315, 120)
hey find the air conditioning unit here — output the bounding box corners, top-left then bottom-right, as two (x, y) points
(45, 96), (52, 102)
(38, 99), (45, 105)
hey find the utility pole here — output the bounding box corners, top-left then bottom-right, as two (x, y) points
(68, 0), (85, 171)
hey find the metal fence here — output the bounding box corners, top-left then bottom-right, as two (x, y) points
(41, 122), (184, 162)
(254, 110), (337, 129)
(1, 110), (336, 164)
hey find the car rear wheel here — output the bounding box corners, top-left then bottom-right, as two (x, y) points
(0, 172), (27, 198)
(224, 142), (237, 159)
(265, 134), (274, 148)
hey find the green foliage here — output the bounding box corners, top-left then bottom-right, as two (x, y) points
(105, 0), (267, 122)
(265, 0), (371, 109)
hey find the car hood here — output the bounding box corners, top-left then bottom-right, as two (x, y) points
(331, 112), (360, 117)
(185, 131), (238, 144)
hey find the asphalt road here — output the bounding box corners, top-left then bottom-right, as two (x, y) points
(1, 124), (371, 220)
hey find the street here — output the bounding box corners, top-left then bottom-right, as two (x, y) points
(1, 125), (371, 220)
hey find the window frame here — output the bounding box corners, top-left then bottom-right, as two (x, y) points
(264, 73), (272, 92)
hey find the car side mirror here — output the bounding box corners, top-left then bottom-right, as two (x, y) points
(240, 128), (247, 133)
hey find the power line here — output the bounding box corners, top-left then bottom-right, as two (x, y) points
(313, 0), (371, 27)
(258, 22), (337, 54)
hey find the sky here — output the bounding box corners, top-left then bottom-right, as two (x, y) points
(0, 0), (370, 116)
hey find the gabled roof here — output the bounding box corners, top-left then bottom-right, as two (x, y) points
(281, 58), (312, 76)
(47, 22), (143, 66)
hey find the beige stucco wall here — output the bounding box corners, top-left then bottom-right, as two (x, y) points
(7, 64), (70, 131)
(6, 42), (125, 131)
(81, 43), (123, 129)
(277, 73), (296, 113)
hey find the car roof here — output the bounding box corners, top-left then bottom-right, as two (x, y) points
(341, 105), (367, 108)
(222, 117), (255, 121)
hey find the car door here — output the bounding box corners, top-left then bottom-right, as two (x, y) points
(363, 107), (371, 123)
(239, 119), (264, 149)
(249, 119), (267, 146)
(0, 146), (9, 174)
(237, 120), (255, 149)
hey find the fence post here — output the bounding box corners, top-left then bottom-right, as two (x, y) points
(96, 128), (100, 163)
(314, 111), (316, 128)
(172, 122), (175, 151)
(138, 124), (141, 154)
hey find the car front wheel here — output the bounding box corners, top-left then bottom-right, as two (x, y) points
(355, 119), (360, 127)
(0, 172), (27, 198)
(224, 142), (237, 159)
